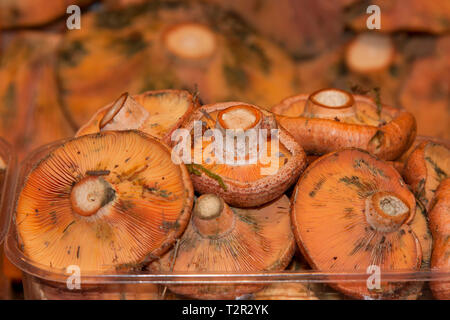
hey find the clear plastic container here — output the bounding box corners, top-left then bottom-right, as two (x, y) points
(4, 138), (449, 300)
(0, 138), (17, 299)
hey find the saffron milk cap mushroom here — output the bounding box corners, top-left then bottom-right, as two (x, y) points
(177, 102), (307, 207)
(403, 141), (450, 211)
(272, 88), (416, 160)
(76, 90), (197, 145)
(15, 130), (193, 272)
(428, 178), (450, 300)
(291, 149), (422, 299)
(151, 194), (295, 299)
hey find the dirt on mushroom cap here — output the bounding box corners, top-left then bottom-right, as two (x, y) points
(15, 130), (193, 273)
(291, 148), (421, 299)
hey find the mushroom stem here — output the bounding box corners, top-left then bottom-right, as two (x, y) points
(216, 105), (263, 160)
(164, 23), (216, 60)
(100, 92), (149, 131)
(192, 194), (235, 238)
(70, 176), (116, 217)
(365, 191), (410, 232)
(304, 88), (356, 119)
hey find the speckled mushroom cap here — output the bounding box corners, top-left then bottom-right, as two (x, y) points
(151, 194), (295, 299)
(403, 141), (450, 212)
(291, 149), (422, 299)
(429, 178), (450, 300)
(15, 130), (193, 273)
(272, 88), (416, 160)
(76, 90), (198, 145)
(175, 101), (306, 207)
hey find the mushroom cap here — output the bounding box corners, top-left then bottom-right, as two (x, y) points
(177, 101), (307, 207)
(398, 136), (450, 163)
(57, 1), (300, 128)
(76, 90), (198, 145)
(151, 194), (295, 299)
(291, 149), (422, 299)
(403, 141), (450, 211)
(429, 178), (450, 299)
(16, 130), (193, 272)
(272, 89), (416, 160)
(345, 32), (395, 74)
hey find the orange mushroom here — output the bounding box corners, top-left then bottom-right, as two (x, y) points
(272, 88), (416, 160)
(403, 141), (450, 212)
(291, 149), (422, 299)
(15, 130), (193, 273)
(429, 178), (450, 300)
(76, 90), (198, 145)
(151, 194), (295, 299)
(176, 102), (307, 207)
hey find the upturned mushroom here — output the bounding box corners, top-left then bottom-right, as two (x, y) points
(15, 130), (193, 272)
(76, 90), (198, 145)
(429, 178), (450, 300)
(151, 194), (295, 299)
(272, 88), (416, 160)
(175, 102), (307, 207)
(291, 149), (424, 299)
(403, 141), (450, 212)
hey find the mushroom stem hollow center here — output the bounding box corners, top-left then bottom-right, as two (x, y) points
(305, 88), (356, 119)
(365, 191), (410, 233)
(70, 176), (115, 217)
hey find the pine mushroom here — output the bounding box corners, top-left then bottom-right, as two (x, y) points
(15, 130), (194, 272)
(429, 178), (450, 300)
(403, 141), (450, 212)
(272, 88), (416, 160)
(151, 194), (295, 299)
(345, 33), (395, 74)
(76, 90), (197, 145)
(176, 102), (307, 207)
(291, 149), (423, 299)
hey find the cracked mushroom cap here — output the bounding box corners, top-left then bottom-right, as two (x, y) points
(176, 101), (307, 207)
(291, 149), (422, 299)
(15, 130), (193, 273)
(403, 141), (450, 212)
(272, 88), (416, 160)
(151, 194), (295, 299)
(429, 178), (450, 300)
(76, 90), (198, 145)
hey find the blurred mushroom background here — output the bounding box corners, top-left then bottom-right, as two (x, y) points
(0, 0), (449, 298)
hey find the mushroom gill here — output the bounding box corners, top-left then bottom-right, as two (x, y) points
(16, 130), (193, 272)
(291, 149), (422, 299)
(151, 194), (295, 299)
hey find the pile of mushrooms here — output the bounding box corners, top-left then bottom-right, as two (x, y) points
(13, 86), (449, 300)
